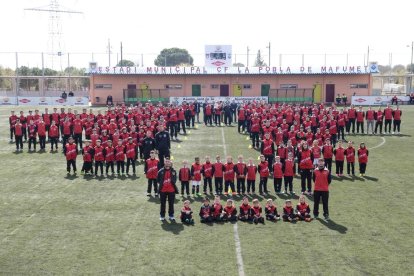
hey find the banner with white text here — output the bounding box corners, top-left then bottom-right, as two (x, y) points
(351, 95), (409, 105)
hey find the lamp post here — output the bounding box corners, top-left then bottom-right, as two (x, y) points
(408, 42), (413, 92)
(266, 42), (271, 66)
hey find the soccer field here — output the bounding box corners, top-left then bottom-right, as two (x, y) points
(0, 105), (413, 275)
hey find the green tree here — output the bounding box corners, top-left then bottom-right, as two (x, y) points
(117, 59), (135, 66)
(0, 66), (14, 90)
(254, 50), (266, 66)
(154, 48), (193, 66)
(233, 63), (245, 67)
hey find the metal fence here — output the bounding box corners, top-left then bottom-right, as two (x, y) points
(0, 76), (89, 97)
(268, 88), (314, 103)
(122, 89), (170, 104)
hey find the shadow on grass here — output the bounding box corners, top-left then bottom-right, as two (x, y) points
(363, 175), (378, 182)
(332, 176), (344, 182)
(318, 218), (348, 234)
(64, 174), (79, 180)
(160, 220), (184, 234)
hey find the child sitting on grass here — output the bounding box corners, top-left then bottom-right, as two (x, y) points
(238, 196), (252, 222)
(212, 195), (223, 222)
(296, 195), (312, 222)
(251, 199), (265, 224)
(265, 199), (280, 222)
(221, 199), (237, 222)
(180, 200), (194, 225)
(283, 199), (297, 222)
(199, 197), (213, 223)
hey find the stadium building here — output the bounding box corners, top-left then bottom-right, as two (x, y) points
(89, 64), (378, 105)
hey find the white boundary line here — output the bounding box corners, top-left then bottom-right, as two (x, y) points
(221, 128), (245, 276)
(370, 137), (386, 150)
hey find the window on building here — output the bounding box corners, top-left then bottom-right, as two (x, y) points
(211, 84), (219, 89)
(165, 84), (183, 89)
(280, 84), (298, 89)
(243, 84), (252, 89)
(95, 84), (112, 89)
(350, 84), (368, 89)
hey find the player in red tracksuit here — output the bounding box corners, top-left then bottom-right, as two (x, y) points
(374, 107), (383, 135)
(177, 107), (186, 134)
(221, 199), (237, 222)
(265, 199), (280, 221)
(179, 160), (191, 196)
(14, 119), (23, 151)
(234, 155), (247, 195)
(73, 115), (83, 150)
(191, 157), (202, 196)
(392, 106), (402, 134)
(347, 105), (356, 134)
(344, 141), (355, 176)
(238, 197), (252, 222)
(115, 140), (126, 176)
(313, 159), (332, 220)
(64, 136), (78, 174)
(322, 139), (334, 174)
(144, 150), (160, 196)
(204, 103), (213, 127)
(297, 143), (314, 195)
(27, 120), (38, 152)
(37, 118), (47, 151)
(237, 107), (246, 133)
(258, 155), (270, 195)
(9, 111), (18, 143)
(383, 105), (393, 134)
(250, 114), (261, 148)
(224, 156), (236, 196)
(333, 140), (345, 176)
(104, 140), (115, 175)
(49, 121), (60, 152)
(296, 195), (312, 222)
(260, 132), (275, 173)
(62, 117), (73, 147)
(246, 157), (257, 194)
(357, 143), (369, 176)
(126, 138), (137, 175)
(199, 197), (213, 223)
(81, 140), (94, 175)
(201, 156), (214, 195)
(283, 153), (295, 194)
(356, 106), (365, 134)
(251, 199), (265, 224)
(273, 156), (283, 194)
(213, 155), (225, 195)
(94, 140), (105, 176)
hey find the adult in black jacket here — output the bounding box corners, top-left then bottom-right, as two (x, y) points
(155, 125), (171, 167)
(157, 159), (179, 221)
(142, 130), (156, 160)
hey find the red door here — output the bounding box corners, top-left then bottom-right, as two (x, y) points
(220, 85), (229, 96)
(325, 84), (335, 102)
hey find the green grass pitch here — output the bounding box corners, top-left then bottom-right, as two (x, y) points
(0, 105), (413, 275)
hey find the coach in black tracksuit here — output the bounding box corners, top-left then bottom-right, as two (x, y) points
(142, 131), (156, 160)
(155, 125), (171, 168)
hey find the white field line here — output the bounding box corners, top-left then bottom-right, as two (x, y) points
(221, 128), (245, 276)
(370, 137), (386, 150)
